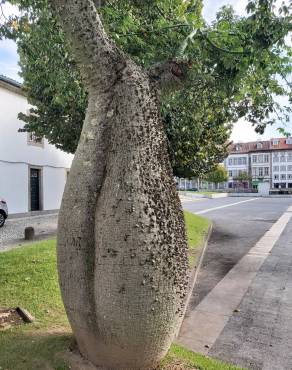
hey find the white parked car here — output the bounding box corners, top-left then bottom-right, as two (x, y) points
(0, 198), (8, 227)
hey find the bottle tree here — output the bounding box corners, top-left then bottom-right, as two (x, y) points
(0, 0), (290, 368)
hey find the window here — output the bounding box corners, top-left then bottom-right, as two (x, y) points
(280, 166), (286, 172)
(238, 158), (242, 165)
(258, 167), (263, 177)
(273, 155), (279, 162)
(286, 138), (292, 145)
(242, 157), (247, 165)
(228, 158), (232, 165)
(264, 154), (269, 163)
(257, 142), (263, 149)
(252, 155), (257, 163)
(281, 174), (286, 180)
(288, 174), (292, 180)
(288, 166), (292, 172)
(272, 139), (279, 146)
(288, 154), (292, 162)
(27, 132), (44, 147)
(229, 170), (233, 177)
(264, 167), (269, 176)
(274, 174), (279, 180)
(280, 155), (286, 162)
(273, 166), (279, 172)
(252, 168), (257, 176)
(258, 155), (264, 163)
(235, 144), (240, 151)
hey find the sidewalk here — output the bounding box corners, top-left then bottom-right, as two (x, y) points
(178, 206), (292, 370)
(0, 212), (58, 251)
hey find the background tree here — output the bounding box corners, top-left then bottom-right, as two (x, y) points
(0, 0), (291, 177)
(234, 171), (252, 188)
(235, 172), (252, 182)
(205, 165), (228, 187)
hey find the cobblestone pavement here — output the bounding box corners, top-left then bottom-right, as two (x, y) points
(0, 213), (58, 250)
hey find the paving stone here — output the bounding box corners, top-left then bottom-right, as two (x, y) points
(0, 214), (58, 250)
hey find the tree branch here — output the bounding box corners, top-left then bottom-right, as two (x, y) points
(148, 59), (191, 93)
(199, 30), (250, 55)
(47, 0), (125, 92)
(116, 23), (190, 38)
(93, 0), (107, 7)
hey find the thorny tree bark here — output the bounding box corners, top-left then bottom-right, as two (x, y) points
(49, 0), (189, 368)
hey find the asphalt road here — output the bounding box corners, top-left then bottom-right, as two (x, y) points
(182, 197), (292, 311)
(181, 196), (292, 370)
(210, 215), (292, 370)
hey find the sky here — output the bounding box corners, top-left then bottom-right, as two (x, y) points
(0, 0), (289, 143)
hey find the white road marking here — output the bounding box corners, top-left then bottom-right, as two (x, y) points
(196, 198), (257, 215)
(178, 206), (292, 354)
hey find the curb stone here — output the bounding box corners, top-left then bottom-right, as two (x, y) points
(176, 222), (213, 338)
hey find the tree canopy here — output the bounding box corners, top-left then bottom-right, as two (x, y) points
(0, 0), (291, 177)
(205, 165), (228, 184)
(234, 171), (252, 182)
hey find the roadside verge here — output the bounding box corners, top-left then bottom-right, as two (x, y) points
(176, 214), (213, 338)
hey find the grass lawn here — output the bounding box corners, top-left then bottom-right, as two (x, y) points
(197, 191), (217, 196)
(180, 191), (219, 196)
(0, 212), (242, 370)
(184, 211), (210, 267)
(191, 191), (217, 196)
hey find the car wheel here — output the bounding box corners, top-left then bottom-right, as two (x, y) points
(0, 212), (5, 227)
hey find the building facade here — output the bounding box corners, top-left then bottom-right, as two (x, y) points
(0, 75), (73, 214)
(225, 138), (292, 190)
(225, 151), (249, 189)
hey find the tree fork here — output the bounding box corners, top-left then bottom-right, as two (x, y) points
(49, 0), (189, 368)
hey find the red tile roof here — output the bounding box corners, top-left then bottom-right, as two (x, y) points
(228, 138), (292, 154)
(271, 137), (292, 150)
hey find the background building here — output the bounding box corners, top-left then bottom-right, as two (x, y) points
(224, 146), (249, 189)
(0, 75), (73, 214)
(225, 138), (292, 191)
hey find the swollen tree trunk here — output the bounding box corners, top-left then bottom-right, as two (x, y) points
(49, 1), (189, 368)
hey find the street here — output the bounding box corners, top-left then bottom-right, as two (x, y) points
(183, 197), (289, 309)
(2, 196), (292, 369)
(0, 213), (58, 251)
(180, 196), (292, 370)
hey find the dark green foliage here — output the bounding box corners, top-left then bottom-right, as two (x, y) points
(205, 165), (228, 184)
(234, 172), (252, 182)
(0, 0), (290, 177)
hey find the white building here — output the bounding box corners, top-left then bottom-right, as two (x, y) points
(250, 143), (271, 189)
(225, 138), (292, 191)
(0, 75), (73, 214)
(225, 145), (249, 189)
(271, 138), (292, 189)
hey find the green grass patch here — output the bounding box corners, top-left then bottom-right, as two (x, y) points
(164, 344), (244, 370)
(196, 191), (216, 196)
(0, 239), (70, 370)
(0, 214), (242, 370)
(184, 211), (210, 266)
(0, 239), (68, 328)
